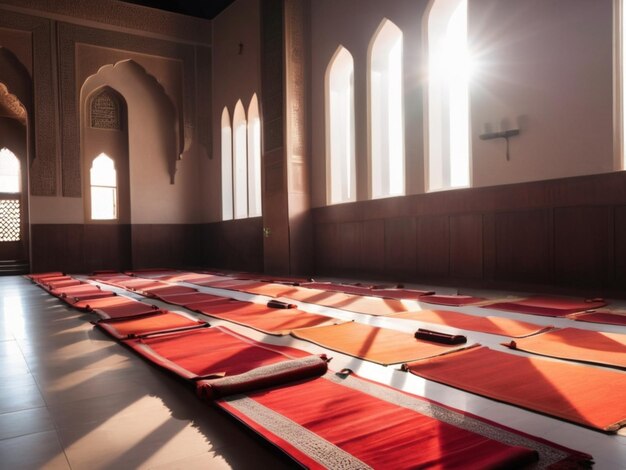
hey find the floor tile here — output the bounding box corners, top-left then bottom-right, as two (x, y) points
(0, 430), (70, 469)
(0, 406), (56, 441)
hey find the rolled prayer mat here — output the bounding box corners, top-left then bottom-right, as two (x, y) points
(415, 328), (467, 345)
(196, 354), (328, 400)
(267, 299), (296, 309)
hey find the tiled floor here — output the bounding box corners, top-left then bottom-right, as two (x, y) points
(0, 276), (296, 469)
(2, 275), (626, 469)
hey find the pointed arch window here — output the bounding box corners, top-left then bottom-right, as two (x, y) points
(0, 148), (21, 242)
(0, 148), (20, 193)
(326, 47), (356, 204)
(369, 19), (405, 199)
(427, 0), (471, 191)
(247, 95), (262, 217)
(221, 107), (234, 220)
(90, 153), (117, 220)
(232, 100), (248, 220)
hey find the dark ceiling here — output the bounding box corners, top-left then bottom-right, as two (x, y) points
(120, 0), (235, 20)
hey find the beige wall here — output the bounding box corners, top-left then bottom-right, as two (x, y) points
(469, 0), (614, 187)
(310, 0), (427, 207)
(204, 0), (261, 222)
(0, 0), (211, 224)
(309, 0), (617, 208)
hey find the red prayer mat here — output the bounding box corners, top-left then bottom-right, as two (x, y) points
(156, 292), (230, 306)
(140, 284), (198, 298)
(91, 300), (160, 320)
(64, 291), (116, 305)
(281, 287), (409, 316)
(73, 295), (139, 311)
(124, 326), (312, 380)
(390, 309), (552, 337)
(484, 296), (606, 317)
(300, 282), (376, 296)
(404, 346), (626, 432)
(50, 284), (102, 298)
(27, 271), (64, 280)
(96, 311), (208, 340)
(217, 371), (591, 469)
(369, 288), (435, 299)
(569, 310), (626, 326)
(419, 294), (486, 306)
(291, 322), (472, 365)
(44, 279), (82, 290)
(189, 300), (337, 335)
(504, 327), (626, 369)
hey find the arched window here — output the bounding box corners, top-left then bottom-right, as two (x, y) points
(427, 0), (471, 191)
(221, 107), (234, 220)
(247, 95), (262, 217)
(369, 19), (405, 199)
(0, 148), (20, 193)
(0, 148), (21, 242)
(232, 100), (248, 220)
(326, 46), (356, 204)
(90, 153), (117, 220)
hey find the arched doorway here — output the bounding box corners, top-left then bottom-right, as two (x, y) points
(0, 84), (29, 274)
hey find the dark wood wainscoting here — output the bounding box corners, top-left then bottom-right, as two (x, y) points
(312, 172), (626, 297)
(31, 224), (132, 273)
(201, 217), (264, 273)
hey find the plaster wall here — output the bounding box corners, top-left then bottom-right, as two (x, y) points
(309, 0), (616, 208)
(204, 0), (261, 222)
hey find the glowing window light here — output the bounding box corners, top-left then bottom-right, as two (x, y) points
(428, 0), (471, 191)
(247, 95), (262, 217)
(221, 107), (234, 220)
(90, 153), (117, 220)
(327, 47), (356, 204)
(232, 100), (248, 220)
(0, 148), (20, 193)
(370, 19), (405, 199)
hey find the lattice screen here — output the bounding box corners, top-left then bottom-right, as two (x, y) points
(0, 199), (21, 242)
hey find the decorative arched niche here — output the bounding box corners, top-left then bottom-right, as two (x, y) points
(81, 85), (130, 223)
(80, 59), (180, 193)
(0, 47), (31, 266)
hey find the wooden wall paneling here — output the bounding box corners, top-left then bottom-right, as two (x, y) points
(384, 217), (417, 280)
(203, 219), (263, 273)
(416, 214), (450, 279)
(615, 206), (626, 286)
(313, 223), (336, 275)
(482, 213), (496, 282)
(335, 222), (361, 277)
(553, 206), (612, 288)
(31, 224), (84, 273)
(494, 210), (553, 284)
(449, 214), (483, 280)
(83, 224), (131, 272)
(360, 219), (385, 278)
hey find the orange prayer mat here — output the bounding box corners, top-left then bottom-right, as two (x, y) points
(484, 296), (607, 317)
(418, 294), (486, 306)
(191, 301), (338, 335)
(282, 287), (409, 315)
(97, 311), (208, 339)
(291, 322), (473, 365)
(390, 309), (552, 338)
(504, 327), (626, 369)
(569, 310), (626, 326)
(404, 346), (626, 432)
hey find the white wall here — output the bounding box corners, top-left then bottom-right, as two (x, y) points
(308, 0), (616, 207)
(204, 0), (261, 222)
(469, 0), (614, 187)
